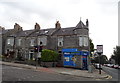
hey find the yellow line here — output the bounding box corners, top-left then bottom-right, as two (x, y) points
(106, 75), (112, 79)
(95, 79), (101, 80)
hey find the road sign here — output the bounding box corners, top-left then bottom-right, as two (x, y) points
(97, 45), (103, 53)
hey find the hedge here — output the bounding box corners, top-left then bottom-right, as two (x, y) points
(41, 49), (59, 62)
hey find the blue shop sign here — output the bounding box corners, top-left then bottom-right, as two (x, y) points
(62, 48), (78, 52)
(82, 51), (89, 56)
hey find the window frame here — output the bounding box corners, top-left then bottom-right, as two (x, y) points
(58, 36), (63, 47)
(79, 36), (88, 46)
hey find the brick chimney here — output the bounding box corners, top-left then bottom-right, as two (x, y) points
(0, 26), (5, 30)
(14, 23), (23, 31)
(55, 21), (61, 29)
(35, 23), (40, 30)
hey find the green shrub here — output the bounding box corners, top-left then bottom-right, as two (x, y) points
(41, 49), (59, 62)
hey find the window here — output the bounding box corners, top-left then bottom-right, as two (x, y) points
(7, 38), (14, 46)
(83, 37), (88, 46)
(38, 36), (47, 46)
(58, 37), (63, 46)
(79, 36), (88, 46)
(30, 39), (35, 46)
(17, 39), (22, 46)
(7, 39), (11, 45)
(79, 37), (83, 46)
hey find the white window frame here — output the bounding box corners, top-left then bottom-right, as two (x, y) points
(79, 36), (88, 46)
(58, 36), (63, 47)
(38, 36), (47, 46)
(7, 38), (14, 46)
(30, 39), (35, 46)
(17, 39), (22, 46)
(79, 36), (83, 46)
(7, 39), (11, 45)
(83, 37), (88, 46)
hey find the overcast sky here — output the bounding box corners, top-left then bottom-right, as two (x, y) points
(0, 0), (119, 59)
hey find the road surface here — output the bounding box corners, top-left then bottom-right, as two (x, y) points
(2, 65), (97, 81)
(102, 66), (120, 81)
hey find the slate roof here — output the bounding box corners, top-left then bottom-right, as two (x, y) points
(0, 29), (13, 35)
(9, 29), (35, 37)
(29, 28), (56, 37)
(20, 20), (88, 37)
(76, 20), (86, 29)
(5, 20), (88, 37)
(52, 27), (75, 36)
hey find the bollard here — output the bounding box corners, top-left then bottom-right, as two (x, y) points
(88, 65), (93, 73)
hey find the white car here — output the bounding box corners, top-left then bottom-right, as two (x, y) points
(118, 66), (120, 69)
(114, 65), (119, 69)
(107, 64), (114, 68)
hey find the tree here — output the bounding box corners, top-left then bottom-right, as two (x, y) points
(89, 38), (95, 63)
(111, 46), (120, 65)
(89, 39), (94, 56)
(90, 39), (94, 52)
(94, 55), (108, 64)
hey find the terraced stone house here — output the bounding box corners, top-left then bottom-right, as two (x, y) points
(3, 19), (89, 61)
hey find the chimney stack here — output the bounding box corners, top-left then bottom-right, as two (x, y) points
(86, 19), (89, 28)
(55, 21), (61, 29)
(35, 23), (40, 30)
(14, 23), (23, 31)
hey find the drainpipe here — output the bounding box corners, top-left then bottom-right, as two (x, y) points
(13, 36), (16, 62)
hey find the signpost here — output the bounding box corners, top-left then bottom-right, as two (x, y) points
(97, 45), (103, 74)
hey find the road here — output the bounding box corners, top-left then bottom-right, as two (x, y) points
(102, 66), (120, 81)
(2, 64), (98, 81)
(1, 64), (119, 83)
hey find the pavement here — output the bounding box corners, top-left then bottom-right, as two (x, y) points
(0, 61), (112, 79)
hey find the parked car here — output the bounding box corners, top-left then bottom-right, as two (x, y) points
(104, 64), (108, 66)
(118, 66), (120, 69)
(106, 64), (110, 67)
(107, 64), (114, 68)
(113, 64), (119, 69)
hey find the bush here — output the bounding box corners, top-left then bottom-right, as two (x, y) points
(41, 49), (59, 62)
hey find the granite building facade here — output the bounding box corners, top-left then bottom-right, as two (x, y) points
(1, 19), (90, 60)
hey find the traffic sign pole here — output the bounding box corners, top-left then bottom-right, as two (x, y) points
(98, 53), (101, 74)
(97, 45), (103, 74)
